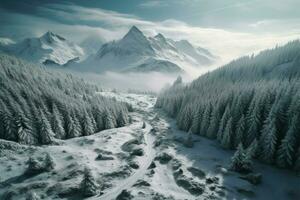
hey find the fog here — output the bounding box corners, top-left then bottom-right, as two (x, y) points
(63, 70), (193, 93)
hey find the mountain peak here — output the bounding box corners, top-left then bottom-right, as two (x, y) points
(129, 25), (141, 33)
(123, 26), (146, 41)
(154, 33), (166, 41)
(41, 31), (66, 43)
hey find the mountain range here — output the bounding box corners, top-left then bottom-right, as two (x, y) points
(0, 26), (217, 74)
(0, 32), (84, 66)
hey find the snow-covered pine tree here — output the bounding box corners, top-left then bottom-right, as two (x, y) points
(104, 109), (116, 129)
(88, 109), (97, 133)
(260, 106), (278, 164)
(177, 105), (193, 131)
(242, 148), (253, 172)
(217, 105), (230, 143)
(230, 143), (253, 173)
(230, 143), (245, 172)
(65, 111), (74, 138)
(73, 109), (83, 136)
(0, 100), (14, 140)
(66, 110), (81, 138)
(82, 109), (94, 136)
(116, 108), (128, 127)
(207, 107), (221, 139)
(199, 104), (211, 136)
(234, 114), (246, 148)
(44, 153), (55, 171)
(190, 104), (203, 134)
(276, 113), (299, 168)
(15, 111), (35, 145)
(80, 167), (98, 197)
(93, 108), (104, 132)
(51, 104), (65, 139)
(245, 97), (262, 147)
(221, 117), (233, 149)
(246, 138), (258, 158)
(39, 110), (55, 144)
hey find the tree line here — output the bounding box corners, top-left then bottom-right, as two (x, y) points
(156, 40), (300, 171)
(0, 54), (130, 145)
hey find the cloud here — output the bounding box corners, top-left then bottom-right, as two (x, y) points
(139, 1), (167, 8)
(0, 2), (299, 71)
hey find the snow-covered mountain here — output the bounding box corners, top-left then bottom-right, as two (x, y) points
(77, 26), (216, 74)
(80, 36), (105, 56)
(0, 31), (84, 66)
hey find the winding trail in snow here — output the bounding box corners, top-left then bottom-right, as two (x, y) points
(93, 94), (157, 200)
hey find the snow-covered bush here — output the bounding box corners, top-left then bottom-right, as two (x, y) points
(80, 167), (98, 197)
(156, 40), (300, 170)
(44, 153), (55, 171)
(25, 157), (44, 175)
(230, 144), (253, 173)
(0, 54), (129, 145)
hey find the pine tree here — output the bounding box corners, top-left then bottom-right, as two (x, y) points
(15, 112), (35, 145)
(199, 104), (211, 136)
(44, 153), (55, 171)
(0, 101), (15, 140)
(116, 108), (127, 127)
(80, 167), (98, 197)
(221, 117), (232, 149)
(51, 104), (65, 139)
(276, 113), (299, 168)
(230, 143), (245, 172)
(82, 109), (94, 136)
(190, 104), (202, 134)
(234, 114), (246, 147)
(39, 110), (55, 144)
(230, 143), (252, 173)
(104, 109), (116, 129)
(207, 108), (221, 139)
(260, 107), (278, 164)
(217, 106), (230, 142)
(245, 98), (262, 147)
(246, 138), (258, 158)
(94, 109), (104, 132)
(66, 111), (81, 138)
(242, 149), (253, 172)
(88, 110), (97, 132)
(73, 110), (83, 136)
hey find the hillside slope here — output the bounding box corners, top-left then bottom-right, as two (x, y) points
(0, 54), (129, 145)
(156, 40), (300, 170)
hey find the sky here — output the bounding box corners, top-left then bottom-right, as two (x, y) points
(0, 0), (300, 64)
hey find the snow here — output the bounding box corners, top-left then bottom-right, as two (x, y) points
(0, 92), (299, 200)
(75, 26), (216, 74)
(0, 31), (84, 65)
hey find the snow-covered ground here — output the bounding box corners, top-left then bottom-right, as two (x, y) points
(0, 92), (299, 200)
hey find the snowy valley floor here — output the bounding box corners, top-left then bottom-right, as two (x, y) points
(0, 93), (299, 200)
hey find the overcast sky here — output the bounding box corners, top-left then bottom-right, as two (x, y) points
(0, 0), (299, 64)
